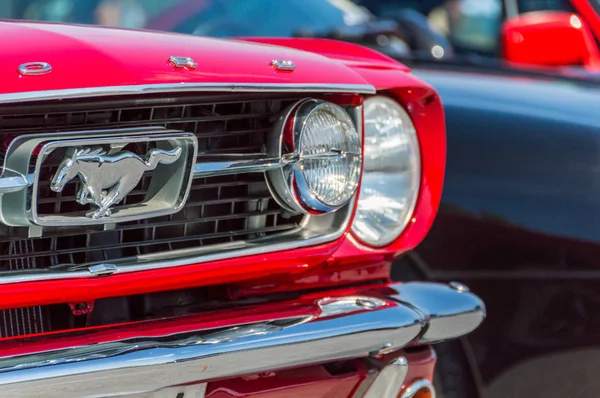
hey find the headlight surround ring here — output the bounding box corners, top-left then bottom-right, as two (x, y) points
(267, 99), (362, 215)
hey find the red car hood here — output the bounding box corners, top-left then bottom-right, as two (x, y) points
(0, 21), (372, 95)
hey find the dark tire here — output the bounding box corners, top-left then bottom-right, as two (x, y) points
(433, 340), (478, 398)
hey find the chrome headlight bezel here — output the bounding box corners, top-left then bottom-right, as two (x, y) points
(267, 99), (362, 215)
(351, 95), (421, 247)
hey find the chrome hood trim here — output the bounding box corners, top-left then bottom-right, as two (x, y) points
(0, 282), (484, 398)
(0, 82), (376, 105)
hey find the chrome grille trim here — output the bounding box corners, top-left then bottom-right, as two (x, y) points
(0, 83), (376, 104)
(193, 155), (285, 178)
(0, 154), (288, 195)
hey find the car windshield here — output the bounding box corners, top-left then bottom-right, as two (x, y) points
(0, 0), (373, 36)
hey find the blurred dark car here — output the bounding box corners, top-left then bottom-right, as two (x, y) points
(7, 1), (600, 397)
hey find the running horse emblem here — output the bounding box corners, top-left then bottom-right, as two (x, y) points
(50, 146), (182, 219)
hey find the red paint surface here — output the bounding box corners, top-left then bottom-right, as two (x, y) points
(501, 1), (600, 70)
(502, 11), (600, 68)
(0, 242), (340, 310)
(0, 21), (370, 94)
(206, 364), (364, 398)
(203, 347), (436, 398)
(230, 261), (391, 299)
(402, 347), (437, 388)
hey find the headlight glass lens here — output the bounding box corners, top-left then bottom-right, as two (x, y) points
(299, 103), (361, 208)
(352, 96), (421, 246)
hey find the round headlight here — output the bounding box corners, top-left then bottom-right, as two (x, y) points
(268, 99), (361, 215)
(351, 96), (421, 246)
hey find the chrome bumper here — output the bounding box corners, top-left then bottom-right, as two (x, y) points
(0, 282), (485, 398)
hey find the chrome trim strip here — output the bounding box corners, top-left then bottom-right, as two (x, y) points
(363, 357), (409, 398)
(0, 83), (376, 104)
(387, 282), (487, 344)
(193, 155), (285, 178)
(0, 294), (423, 398)
(0, 170), (28, 193)
(0, 155), (284, 194)
(0, 218), (344, 284)
(400, 379), (436, 398)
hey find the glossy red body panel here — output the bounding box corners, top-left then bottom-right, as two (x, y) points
(403, 348), (437, 387)
(0, 34), (445, 310)
(0, 241), (340, 310)
(240, 37), (411, 71)
(206, 365), (363, 398)
(230, 261), (391, 299)
(501, 2), (600, 70)
(0, 21), (371, 94)
(502, 11), (600, 68)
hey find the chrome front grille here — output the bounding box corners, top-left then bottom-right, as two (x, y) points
(0, 93), (322, 272)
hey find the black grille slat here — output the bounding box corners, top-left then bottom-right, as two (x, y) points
(0, 94), (307, 272)
(0, 113), (279, 133)
(0, 224), (294, 262)
(0, 241), (48, 337)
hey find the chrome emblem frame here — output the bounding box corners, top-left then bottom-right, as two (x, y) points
(0, 128), (197, 227)
(51, 146), (183, 219)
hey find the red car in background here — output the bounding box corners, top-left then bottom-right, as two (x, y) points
(360, 0), (600, 72)
(0, 8), (484, 398)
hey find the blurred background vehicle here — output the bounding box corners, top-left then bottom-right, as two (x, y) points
(3, 1), (600, 397)
(0, 0), (455, 60)
(359, 0), (600, 72)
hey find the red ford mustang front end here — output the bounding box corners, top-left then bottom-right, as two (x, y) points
(0, 21), (483, 398)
